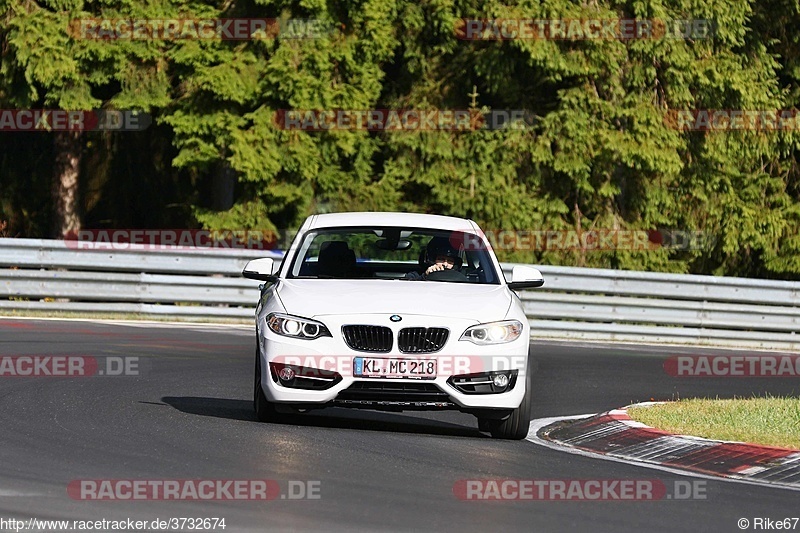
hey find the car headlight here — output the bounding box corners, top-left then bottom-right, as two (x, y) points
(460, 320), (523, 345)
(266, 313), (332, 340)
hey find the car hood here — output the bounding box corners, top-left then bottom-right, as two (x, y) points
(276, 279), (513, 323)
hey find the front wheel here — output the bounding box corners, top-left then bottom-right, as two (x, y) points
(479, 365), (532, 440)
(254, 348), (282, 423)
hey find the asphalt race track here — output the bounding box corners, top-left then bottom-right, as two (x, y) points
(0, 318), (797, 533)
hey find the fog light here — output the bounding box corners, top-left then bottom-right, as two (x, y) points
(278, 366), (296, 382)
(492, 373), (510, 388)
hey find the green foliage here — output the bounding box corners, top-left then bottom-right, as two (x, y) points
(1, 0), (800, 279)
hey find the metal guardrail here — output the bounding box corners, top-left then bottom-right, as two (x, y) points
(1, 238), (799, 350)
(0, 239), (279, 319)
(525, 266), (800, 350)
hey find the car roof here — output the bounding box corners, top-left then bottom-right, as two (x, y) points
(306, 212), (477, 232)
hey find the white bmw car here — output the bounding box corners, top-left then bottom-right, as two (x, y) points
(243, 212), (544, 439)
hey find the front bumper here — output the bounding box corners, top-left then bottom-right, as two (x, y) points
(256, 314), (530, 412)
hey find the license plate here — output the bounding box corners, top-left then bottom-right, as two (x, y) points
(353, 357), (437, 379)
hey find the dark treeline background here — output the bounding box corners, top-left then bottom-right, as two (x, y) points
(2, 0), (800, 278)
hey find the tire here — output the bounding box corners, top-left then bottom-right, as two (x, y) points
(480, 363), (532, 440)
(254, 347), (282, 423)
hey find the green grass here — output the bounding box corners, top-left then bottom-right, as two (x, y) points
(627, 397), (800, 449)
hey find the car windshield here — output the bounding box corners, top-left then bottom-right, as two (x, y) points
(286, 226), (500, 284)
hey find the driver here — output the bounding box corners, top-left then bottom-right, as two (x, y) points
(406, 237), (467, 281)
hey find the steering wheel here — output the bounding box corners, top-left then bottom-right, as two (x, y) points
(425, 269), (469, 282)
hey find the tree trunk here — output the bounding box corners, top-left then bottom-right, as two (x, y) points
(52, 131), (82, 237)
(212, 160), (236, 211)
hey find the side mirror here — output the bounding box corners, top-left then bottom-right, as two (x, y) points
(507, 266), (544, 290)
(243, 258), (277, 282)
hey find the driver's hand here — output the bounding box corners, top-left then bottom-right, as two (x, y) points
(425, 263), (446, 275)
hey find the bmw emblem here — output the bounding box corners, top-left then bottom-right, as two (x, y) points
(390, 315), (402, 322)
